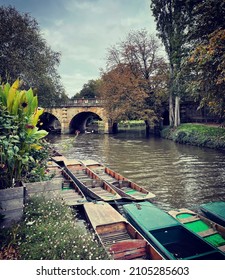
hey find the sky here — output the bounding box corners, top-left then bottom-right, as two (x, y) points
(0, 0), (159, 97)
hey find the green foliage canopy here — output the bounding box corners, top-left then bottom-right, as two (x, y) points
(0, 5), (67, 107)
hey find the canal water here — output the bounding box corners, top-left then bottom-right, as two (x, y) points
(48, 129), (225, 212)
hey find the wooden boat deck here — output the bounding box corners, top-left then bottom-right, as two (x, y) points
(66, 165), (121, 201)
(45, 160), (88, 206)
(83, 202), (163, 260)
(83, 164), (155, 200)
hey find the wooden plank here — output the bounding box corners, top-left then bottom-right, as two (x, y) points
(0, 187), (24, 201)
(25, 179), (63, 194)
(218, 245), (225, 252)
(80, 159), (100, 166)
(198, 228), (217, 238)
(110, 239), (146, 252)
(180, 216), (200, 223)
(0, 198), (24, 212)
(84, 202), (126, 229)
(109, 240), (147, 260)
(64, 159), (81, 166)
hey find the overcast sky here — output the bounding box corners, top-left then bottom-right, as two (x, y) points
(1, 0), (159, 97)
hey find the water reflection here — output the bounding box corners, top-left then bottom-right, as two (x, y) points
(48, 130), (225, 211)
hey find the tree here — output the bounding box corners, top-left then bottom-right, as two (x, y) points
(182, 0), (225, 122)
(187, 0), (225, 44)
(150, 0), (191, 127)
(100, 29), (169, 133)
(186, 29), (225, 121)
(0, 5), (67, 106)
(72, 79), (102, 99)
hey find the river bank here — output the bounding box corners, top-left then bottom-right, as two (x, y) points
(160, 123), (225, 150)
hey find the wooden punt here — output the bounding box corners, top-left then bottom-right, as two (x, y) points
(168, 208), (225, 253)
(80, 160), (155, 201)
(83, 201), (164, 260)
(123, 201), (225, 260)
(200, 201), (225, 227)
(47, 159), (87, 206)
(56, 159), (122, 202)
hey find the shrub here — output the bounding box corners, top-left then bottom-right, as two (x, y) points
(161, 124), (225, 150)
(0, 79), (49, 188)
(0, 197), (109, 260)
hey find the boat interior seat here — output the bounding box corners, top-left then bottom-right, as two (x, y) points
(218, 244), (225, 252)
(86, 179), (104, 188)
(109, 239), (147, 260)
(119, 180), (130, 188)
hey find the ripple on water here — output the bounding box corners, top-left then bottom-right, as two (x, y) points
(49, 132), (225, 210)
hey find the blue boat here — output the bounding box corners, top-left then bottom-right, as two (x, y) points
(123, 201), (225, 260)
(200, 201), (225, 227)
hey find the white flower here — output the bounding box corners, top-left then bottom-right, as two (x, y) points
(26, 221), (35, 226)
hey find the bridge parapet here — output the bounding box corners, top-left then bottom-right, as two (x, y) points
(47, 98), (102, 108)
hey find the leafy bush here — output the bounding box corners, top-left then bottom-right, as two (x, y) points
(0, 79), (49, 188)
(0, 197), (109, 260)
(161, 124), (225, 149)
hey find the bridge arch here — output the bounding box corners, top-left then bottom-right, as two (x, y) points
(69, 111), (102, 133)
(39, 112), (61, 133)
(44, 104), (111, 134)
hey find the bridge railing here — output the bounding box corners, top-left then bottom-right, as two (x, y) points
(47, 98), (103, 108)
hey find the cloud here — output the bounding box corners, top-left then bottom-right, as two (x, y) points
(1, 0), (158, 97)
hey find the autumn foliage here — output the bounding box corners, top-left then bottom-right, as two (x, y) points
(99, 30), (169, 127)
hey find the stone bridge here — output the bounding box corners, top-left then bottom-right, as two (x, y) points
(41, 98), (111, 134)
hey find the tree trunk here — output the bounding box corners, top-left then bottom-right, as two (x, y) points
(112, 122), (118, 133)
(169, 92), (174, 126)
(174, 96), (180, 127)
(145, 120), (150, 137)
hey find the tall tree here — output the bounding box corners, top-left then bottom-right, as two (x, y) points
(184, 0), (225, 122)
(100, 29), (168, 133)
(0, 5), (67, 106)
(150, 0), (191, 127)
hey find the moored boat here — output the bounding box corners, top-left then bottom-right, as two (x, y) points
(83, 201), (164, 260)
(200, 201), (225, 227)
(47, 159), (87, 206)
(58, 159), (121, 201)
(123, 201), (225, 260)
(168, 208), (225, 252)
(80, 160), (155, 201)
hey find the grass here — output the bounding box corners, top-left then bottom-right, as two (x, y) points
(119, 120), (145, 128)
(0, 196), (110, 260)
(161, 123), (225, 149)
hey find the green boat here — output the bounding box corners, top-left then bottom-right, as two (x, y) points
(168, 208), (225, 253)
(200, 201), (225, 227)
(123, 201), (225, 260)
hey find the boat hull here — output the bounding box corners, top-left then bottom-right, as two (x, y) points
(80, 160), (155, 201)
(64, 164), (121, 201)
(123, 201), (225, 260)
(200, 201), (225, 227)
(168, 208), (225, 253)
(83, 202), (164, 260)
(47, 160), (87, 206)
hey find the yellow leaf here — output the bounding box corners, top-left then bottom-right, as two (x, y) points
(30, 144), (43, 150)
(7, 79), (20, 112)
(29, 108), (44, 127)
